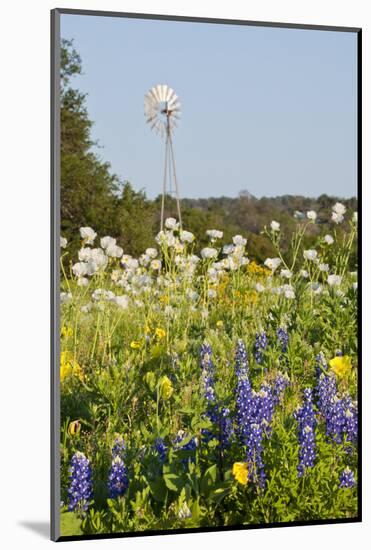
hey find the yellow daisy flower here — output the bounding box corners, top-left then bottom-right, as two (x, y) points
(155, 327), (166, 340)
(329, 355), (352, 378)
(159, 375), (173, 400)
(130, 340), (141, 349)
(60, 351), (83, 382)
(232, 462), (249, 485)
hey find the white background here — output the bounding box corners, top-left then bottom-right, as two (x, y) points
(0, 1), (368, 548)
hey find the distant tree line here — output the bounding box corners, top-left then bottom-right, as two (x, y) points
(60, 39), (357, 266)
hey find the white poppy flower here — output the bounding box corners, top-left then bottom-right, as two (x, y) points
(280, 269), (293, 279)
(126, 258), (139, 270)
(307, 210), (317, 221)
(324, 234), (334, 245)
(72, 262), (88, 277)
(92, 289), (115, 301)
(283, 284), (295, 299)
(60, 292), (72, 303)
(90, 248), (108, 268)
(208, 289), (217, 298)
(60, 236), (67, 248)
(300, 269), (309, 278)
(206, 229), (223, 240)
(114, 295), (129, 309)
(333, 202), (346, 216)
(327, 274), (342, 286)
(232, 235), (247, 246)
(201, 247), (218, 259)
(222, 244), (235, 255)
(186, 290), (199, 301)
(255, 283), (265, 292)
(270, 220), (280, 232)
(319, 263), (329, 272)
(106, 244), (123, 258)
(78, 247), (92, 262)
(165, 217), (179, 230)
(77, 277), (89, 287)
(150, 259), (162, 270)
(145, 248), (158, 258)
(303, 249), (318, 261)
(80, 226), (97, 244)
(189, 254), (201, 265)
(179, 231), (195, 243)
(264, 257), (282, 271)
(331, 211), (344, 224)
(100, 236), (116, 249)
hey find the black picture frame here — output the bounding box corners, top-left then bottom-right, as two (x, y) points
(51, 7), (362, 542)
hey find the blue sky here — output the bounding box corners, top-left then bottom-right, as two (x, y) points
(61, 14), (357, 199)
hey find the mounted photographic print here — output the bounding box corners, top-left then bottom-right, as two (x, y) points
(51, 8), (361, 541)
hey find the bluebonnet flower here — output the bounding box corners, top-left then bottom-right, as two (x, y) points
(254, 332), (268, 364)
(316, 371), (337, 422)
(234, 341), (265, 486)
(108, 456), (129, 498)
(315, 351), (328, 370)
(112, 435), (126, 459)
(294, 388), (317, 477)
(153, 437), (167, 464)
(200, 343), (217, 406)
(68, 451), (93, 513)
(235, 339), (249, 375)
(272, 372), (290, 406)
(174, 430), (198, 467)
(339, 467), (356, 488)
(234, 344), (290, 487)
(326, 395), (358, 447)
(277, 327), (289, 353)
(108, 436), (129, 499)
(315, 365), (358, 449)
(254, 384), (275, 436)
(200, 343), (233, 448)
(219, 407), (234, 448)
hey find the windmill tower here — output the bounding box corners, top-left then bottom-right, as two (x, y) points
(144, 84), (182, 230)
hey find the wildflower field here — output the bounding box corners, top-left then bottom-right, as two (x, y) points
(59, 203), (358, 536)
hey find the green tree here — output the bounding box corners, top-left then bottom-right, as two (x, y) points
(60, 39), (119, 252)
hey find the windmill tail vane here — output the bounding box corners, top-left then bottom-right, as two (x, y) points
(144, 84), (182, 230)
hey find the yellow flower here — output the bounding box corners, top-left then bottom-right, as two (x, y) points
(61, 325), (73, 338)
(155, 327), (166, 340)
(329, 355), (352, 378)
(216, 320), (224, 329)
(130, 340), (141, 349)
(60, 351), (84, 383)
(159, 375), (173, 400)
(68, 420), (81, 436)
(232, 462), (249, 485)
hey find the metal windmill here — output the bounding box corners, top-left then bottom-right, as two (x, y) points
(144, 84), (182, 230)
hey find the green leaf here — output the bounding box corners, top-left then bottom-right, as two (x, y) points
(164, 472), (183, 492)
